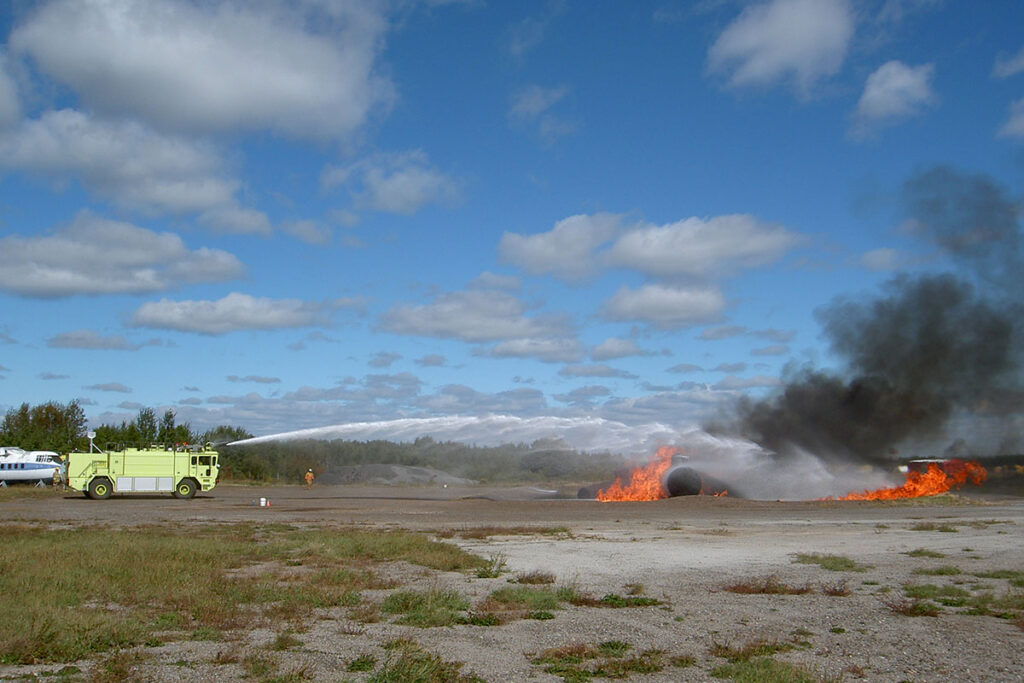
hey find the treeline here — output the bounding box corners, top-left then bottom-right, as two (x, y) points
(1, 400), (251, 454)
(90, 407), (252, 450)
(219, 436), (624, 484)
(0, 400), (86, 453)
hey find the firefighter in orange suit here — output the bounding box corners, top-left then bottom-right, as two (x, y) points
(304, 469), (314, 489)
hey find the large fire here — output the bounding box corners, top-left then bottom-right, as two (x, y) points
(836, 459), (987, 501)
(597, 446), (676, 501)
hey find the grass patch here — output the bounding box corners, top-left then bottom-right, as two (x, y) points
(487, 586), (562, 612)
(513, 569), (557, 585)
(882, 594), (941, 617)
(710, 656), (824, 682)
(530, 641), (667, 681)
(437, 525), (571, 539)
(474, 553), (507, 579)
(793, 553), (868, 572)
(910, 522), (958, 532)
(905, 548), (946, 558)
(0, 523), (485, 663)
(723, 575), (812, 595)
(709, 638), (793, 662)
(381, 589), (470, 628)
(347, 654), (376, 672)
(912, 565), (962, 576)
(369, 646), (484, 683)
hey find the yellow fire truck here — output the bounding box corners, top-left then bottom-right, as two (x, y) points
(66, 442), (219, 500)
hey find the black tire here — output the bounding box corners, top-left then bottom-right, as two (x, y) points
(173, 478), (196, 499)
(88, 478), (112, 500)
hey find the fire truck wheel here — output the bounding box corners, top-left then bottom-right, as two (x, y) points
(173, 479), (196, 499)
(89, 478), (112, 500)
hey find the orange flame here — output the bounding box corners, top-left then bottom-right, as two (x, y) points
(597, 446), (677, 501)
(837, 459), (987, 501)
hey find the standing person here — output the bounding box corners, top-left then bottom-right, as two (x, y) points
(304, 469), (314, 490)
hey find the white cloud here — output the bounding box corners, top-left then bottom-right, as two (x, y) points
(708, 0), (854, 96)
(508, 84), (576, 143)
(379, 289), (570, 342)
(0, 51), (20, 129)
(499, 213), (623, 281)
(993, 46), (1024, 79)
(750, 344), (789, 356)
(131, 292), (339, 334)
(998, 98), (1024, 140)
(282, 220), (332, 245)
(506, 1), (566, 57)
(852, 61), (935, 137)
(47, 329), (158, 350)
(509, 84), (568, 120)
(700, 325), (747, 340)
(602, 284), (725, 329)
(10, 0), (394, 140)
(558, 364), (637, 379)
(592, 337), (650, 361)
(0, 212), (244, 298)
(712, 374), (780, 390)
(606, 214), (801, 279)
(0, 109), (267, 229)
(859, 247), (901, 270)
(469, 271), (521, 291)
(485, 337), (585, 363)
(322, 150), (461, 215)
(85, 382), (132, 393)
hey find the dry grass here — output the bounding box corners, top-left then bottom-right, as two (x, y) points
(723, 575), (812, 595)
(0, 523), (485, 664)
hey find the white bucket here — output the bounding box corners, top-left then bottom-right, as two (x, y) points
(259, 497), (267, 507)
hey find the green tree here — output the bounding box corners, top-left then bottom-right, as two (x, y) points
(137, 407), (157, 444)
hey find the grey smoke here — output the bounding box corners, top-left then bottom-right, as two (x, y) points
(714, 166), (1023, 464)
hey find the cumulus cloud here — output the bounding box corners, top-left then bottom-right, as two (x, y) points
(47, 329), (160, 350)
(322, 150), (461, 215)
(0, 212), (243, 298)
(852, 61), (935, 137)
(558, 364), (637, 379)
(751, 344), (789, 356)
(712, 374), (781, 390)
(379, 289), (570, 342)
(10, 0), (394, 140)
(708, 0), (854, 96)
(998, 98), (1024, 140)
(499, 213), (623, 281)
(485, 337), (585, 363)
(700, 325), (747, 340)
(369, 352), (402, 368)
(592, 337), (650, 361)
(602, 284), (725, 329)
(85, 382), (132, 393)
(0, 51), (20, 129)
(606, 214), (801, 279)
(506, 0), (566, 57)
(226, 375), (280, 384)
(508, 84), (575, 143)
(0, 109), (267, 228)
(993, 46), (1024, 79)
(131, 292), (343, 334)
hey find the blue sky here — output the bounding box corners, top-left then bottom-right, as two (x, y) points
(1, 0), (1022, 450)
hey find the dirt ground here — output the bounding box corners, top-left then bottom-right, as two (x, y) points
(4, 483), (1024, 682)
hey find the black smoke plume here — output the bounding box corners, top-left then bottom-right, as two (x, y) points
(712, 166), (1023, 464)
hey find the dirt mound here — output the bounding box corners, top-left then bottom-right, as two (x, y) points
(316, 463), (476, 486)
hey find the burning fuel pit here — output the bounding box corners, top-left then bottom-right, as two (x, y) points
(663, 465), (735, 497)
(577, 447), (742, 501)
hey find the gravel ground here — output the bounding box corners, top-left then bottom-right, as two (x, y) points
(3, 484), (1023, 682)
